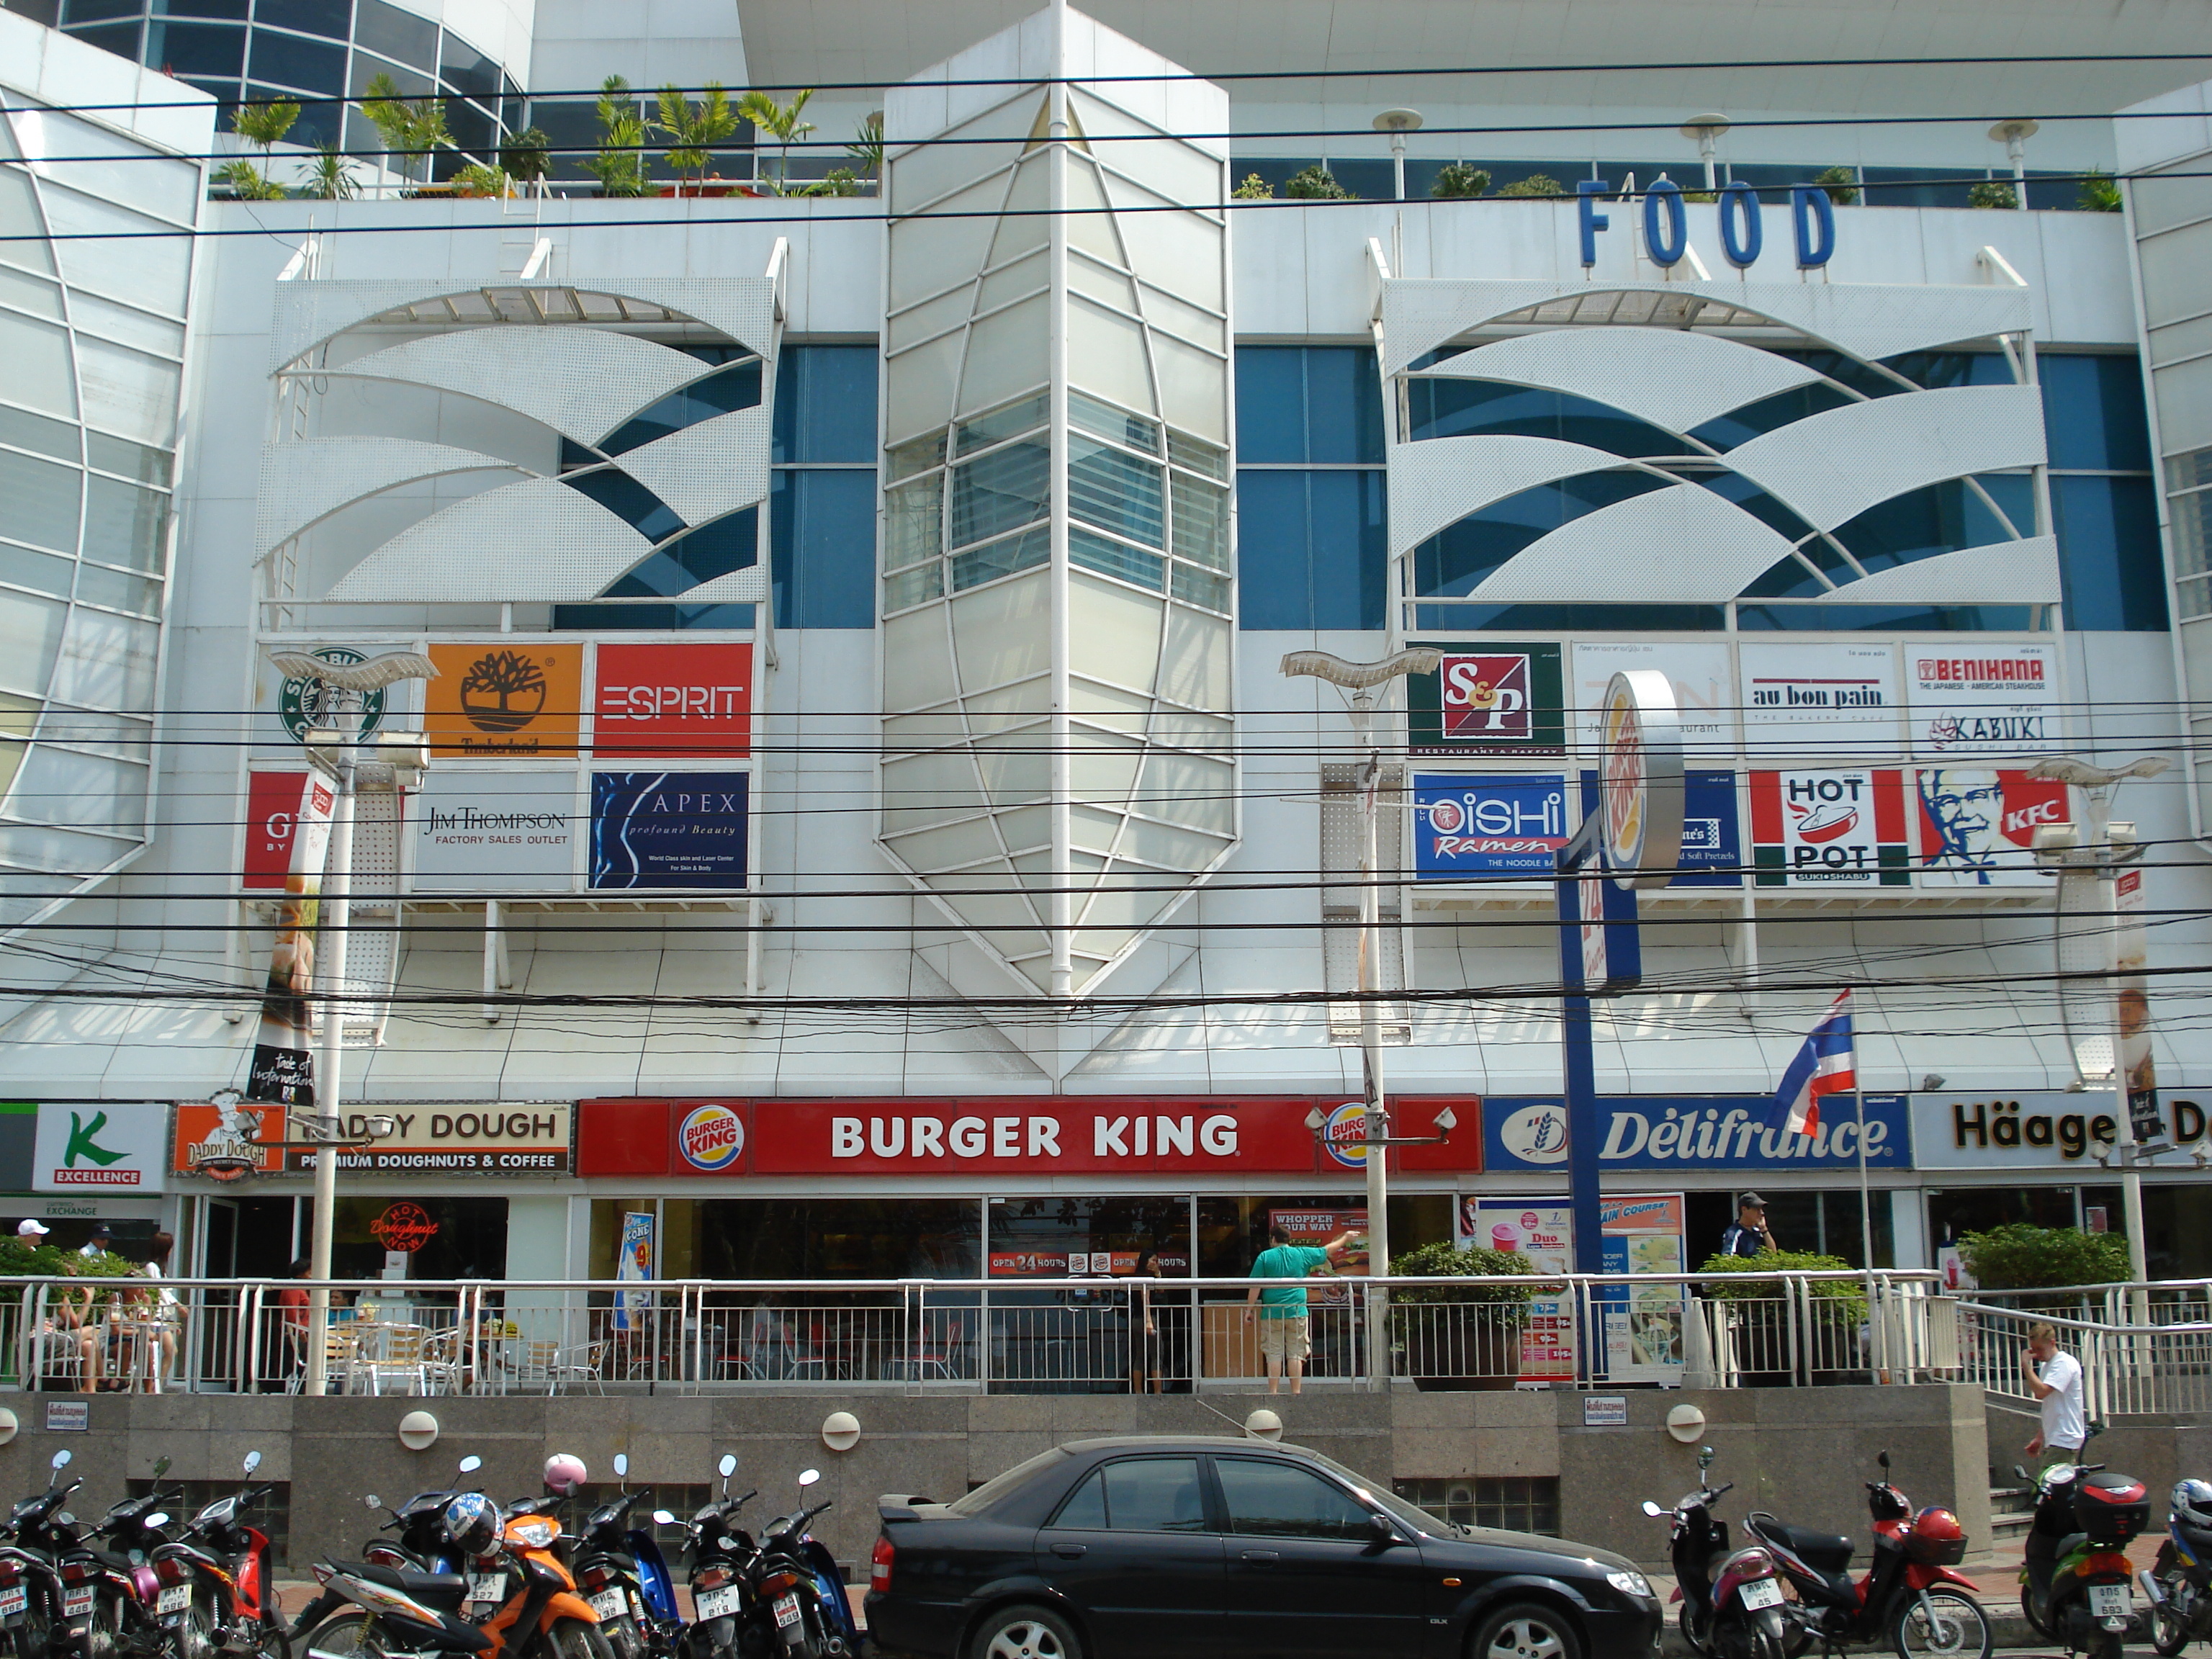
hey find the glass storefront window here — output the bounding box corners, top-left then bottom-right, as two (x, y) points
(329, 1195), (506, 1280)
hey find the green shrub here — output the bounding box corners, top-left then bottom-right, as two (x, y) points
(1430, 163), (1491, 199)
(1957, 1224), (2130, 1291)
(1231, 173), (1274, 199)
(2077, 170), (2122, 212)
(1282, 165), (1352, 200)
(1496, 174), (1563, 198)
(1813, 166), (1860, 206)
(1969, 179), (2019, 210)
(1388, 1240), (1537, 1312)
(1697, 1248), (1865, 1319)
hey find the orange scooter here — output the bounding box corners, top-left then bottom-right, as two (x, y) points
(444, 1493), (613, 1659)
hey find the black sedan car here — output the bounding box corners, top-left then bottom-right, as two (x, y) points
(865, 1436), (1659, 1659)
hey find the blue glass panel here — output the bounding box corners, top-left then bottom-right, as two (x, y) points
(156, 0), (246, 17)
(439, 34), (498, 99)
(1233, 469), (1385, 630)
(254, 0), (349, 37)
(1886, 351), (2012, 390)
(1858, 167), (1982, 209)
(1413, 472), (1672, 598)
(246, 24), (343, 91)
(1413, 603), (1725, 631)
(1738, 552), (1826, 599)
(1069, 528), (1165, 590)
(63, 0), (139, 19)
(1691, 382), (1856, 449)
(1067, 437), (1164, 547)
(553, 602), (754, 630)
(950, 440), (1048, 548)
(1737, 603), (2040, 631)
(145, 19), (243, 74)
(2052, 474), (2169, 631)
(1831, 476), (2035, 574)
(603, 507), (757, 598)
(600, 360), (762, 457)
(64, 19), (143, 54)
(770, 468), (876, 629)
(2042, 355), (2152, 472)
(1232, 346), (1382, 464)
(773, 344), (878, 464)
(353, 0), (431, 66)
(1404, 379), (1684, 455)
(1691, 471), (1820, 540)
(562, 469), (683, 542)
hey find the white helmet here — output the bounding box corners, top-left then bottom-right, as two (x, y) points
(2174, 1479), (2212, 1530)
(544, 1453), (588, 1496)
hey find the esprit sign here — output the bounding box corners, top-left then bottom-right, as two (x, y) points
(594, 642), (752, 758)
(581, 1097), (1483, 1177)
(1577, 179), (1839, 269)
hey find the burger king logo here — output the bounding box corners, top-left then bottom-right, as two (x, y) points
(1319, 1101), (1370, 1170)
(678, 1104), (745, 1172)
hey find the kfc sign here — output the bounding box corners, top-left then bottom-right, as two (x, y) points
(1409, 641), (1565, 755)
(594, 643), (751, 757)
(579, 1097), (1483, 1177)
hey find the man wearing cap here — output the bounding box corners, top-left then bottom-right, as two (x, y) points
(78, 1223), (112, 1260)
(1721, 1193), (1776, 1257)
(17, 1219), (48, 1243)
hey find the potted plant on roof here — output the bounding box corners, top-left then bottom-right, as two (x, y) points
(1388, 1241), (1537, 1390)
(657, 82), (739, 197)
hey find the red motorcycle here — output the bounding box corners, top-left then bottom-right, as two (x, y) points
(1744, 1451), (1990, 1659)
(151, 1451), (287, 1659)
(1646, 1448), (1795, 1659)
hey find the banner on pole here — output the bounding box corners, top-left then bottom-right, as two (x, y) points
(246, 773), (335, 1107)
(614, 1210), (655, 1331)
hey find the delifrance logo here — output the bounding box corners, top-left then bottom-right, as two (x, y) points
(1440, 654), (1533, 741)
(677, 1103), (745, 1172)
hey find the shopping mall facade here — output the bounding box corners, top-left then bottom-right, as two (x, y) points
(4, 0), (2212, 1296)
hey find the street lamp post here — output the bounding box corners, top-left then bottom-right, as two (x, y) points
(269, 650), (436, 1396)
(1373, 109), (1423, 202)
(1681, 114), (1731, 192)
(1282, 647), (1440, 1385)
(2028, 755), (2168, 1308)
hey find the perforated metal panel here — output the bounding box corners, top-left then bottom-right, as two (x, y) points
(323, 477), (656, 603)
(1388, 435), (1623, 557)
(613, 405), (772, 527)
(253, 436), (529, 557)
(338, 791), (401, 1048)
(1825, 536), (2062, 603)
(1468, 483), (1794, 603)
(1427, 328), (1825, 437)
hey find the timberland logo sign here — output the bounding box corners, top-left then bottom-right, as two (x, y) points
(427, 643), (582, 758)
(33, 1102), (170, 1194)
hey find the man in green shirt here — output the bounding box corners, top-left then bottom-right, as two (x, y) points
(1240, 1223), (1356, 1395)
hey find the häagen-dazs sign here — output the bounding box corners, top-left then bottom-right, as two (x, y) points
(1486, 1094), (1909, 1172)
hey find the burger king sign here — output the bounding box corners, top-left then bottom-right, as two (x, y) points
(676, 1103), (746, 1173)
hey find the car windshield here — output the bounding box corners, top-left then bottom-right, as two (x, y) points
(948, 1447), (1071, 1516)
(1296, 1449), (1452, 1536)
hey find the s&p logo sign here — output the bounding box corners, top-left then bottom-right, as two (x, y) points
(1442, 653), (1532, 740)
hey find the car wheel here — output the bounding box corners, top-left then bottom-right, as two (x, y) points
(1470, 1601), (1583, 1659)
(970, 1605), (1082, 1659)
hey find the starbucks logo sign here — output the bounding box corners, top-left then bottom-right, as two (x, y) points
(277, 647), (387, 745)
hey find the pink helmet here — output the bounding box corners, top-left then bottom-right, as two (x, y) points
(544, 1453), (588, 1496)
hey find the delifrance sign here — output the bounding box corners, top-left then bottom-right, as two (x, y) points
(1484, 1094), (1910, 1173)
(581, 1097), (1484, 1177)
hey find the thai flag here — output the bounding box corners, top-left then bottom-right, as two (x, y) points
(1774, 989), (1855, 1137)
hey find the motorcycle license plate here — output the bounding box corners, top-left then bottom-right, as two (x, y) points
(1739, 1580), (1784, 1611)
(0, 1588), (25, 1619)
(773, 1594), (801, 1631)
(590, 1591), (626, 1622)
(694, 1586), (743, 1620)
(2090, 1584), (2132, 1619)
(469, 1575), (505, 1608)
(158, 1587), (192, 1617)
(63, 1591), (93, 1619)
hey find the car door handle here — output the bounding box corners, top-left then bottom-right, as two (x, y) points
(1051, 1544), (1087, 1558)
(1240, 1550), (1281, 1562)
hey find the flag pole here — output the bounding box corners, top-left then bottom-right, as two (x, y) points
(1856, 1079), (1881, 1382)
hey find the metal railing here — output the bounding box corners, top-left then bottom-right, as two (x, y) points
(1955, 1287), (2212, 1420)
(0, 1270), (1972, 1396)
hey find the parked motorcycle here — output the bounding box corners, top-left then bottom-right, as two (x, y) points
(748, 1472), (855, 1659)
(290, 1452), (487, 1656)
(443, 1490), (611, 1659)
(1743, 1450), (1987, 1659)
(1644, 1448), (1791, 1659)
(2147, 1477), (2212, 1656)
(570, 1455), (682, 1659)
(65, 1455), (181, 1659)
(152, 1450), (287, 1659)
(2018, 1460), (2152, 1659)
(675, 1456), (757, 1659)
(0, 1450), (86, 1659)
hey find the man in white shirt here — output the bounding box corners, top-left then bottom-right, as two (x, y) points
(2022, 1321), (2087, 1460)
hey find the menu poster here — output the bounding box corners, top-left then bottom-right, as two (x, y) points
(1460, 1193), (1686, 1382)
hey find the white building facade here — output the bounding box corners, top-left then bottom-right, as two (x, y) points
(2, 0), (2210, 1292)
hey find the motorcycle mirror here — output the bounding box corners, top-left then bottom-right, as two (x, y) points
(50, 1450), (71, 1473)
(243, 1451), (262, 1476)
(613, 1454), (629, 1478)
(153, 1456), (171, 1479)
(2013, 1464), (2031, 1483)
(1642, 1501), (1665, 1518)
(458, 1456), (483, 1475)
(145, 1514), (169, 1530)
(1878, 1450), (1891, 1471)
(653, 1509), (678, 1525)
(718, 1454), (737, 1478)
(798, 1470), (820, 1488)
(1697, 1447), (1714, 1470)
(365, 1495), (383, 1511)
